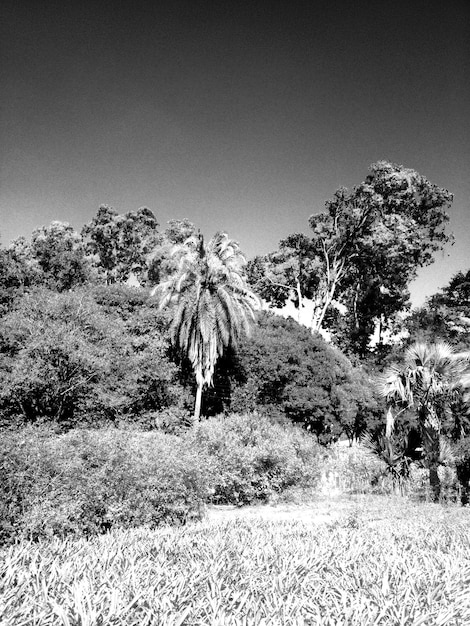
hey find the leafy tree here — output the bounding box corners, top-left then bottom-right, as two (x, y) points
(0, 288), (182, 428)
(147, 219), (198, 286)
(405, 270), (470, 351)
(247, 234), (319, 322)
(380, 342), (470, 501)
(82, 206), (161, 284)
(232, 313), (380, 443)
(308, 161), (453, 351)
(153, 232), (258, 421)
(9, 222), (90, 292)
(164, 219), (199, 245)
(247, 162), (452, 356)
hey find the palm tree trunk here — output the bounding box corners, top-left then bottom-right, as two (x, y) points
(194, 382), (203, 422)
(422, 424), (441, 502)
(428, 464), (441, 502)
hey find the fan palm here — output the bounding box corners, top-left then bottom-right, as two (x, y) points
(380, 342), (470, 501)
(362, 432), (413, 495)
(153, 232), (259, 421)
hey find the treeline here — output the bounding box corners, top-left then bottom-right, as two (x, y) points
(1, 159), (468, 440)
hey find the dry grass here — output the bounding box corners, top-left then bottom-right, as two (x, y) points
(1, 496), (470, 625)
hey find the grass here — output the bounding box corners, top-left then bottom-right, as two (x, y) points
(2, 496), (470, 625)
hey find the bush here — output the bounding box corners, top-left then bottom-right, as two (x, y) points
(0, 427), (210, 543)
(186, 413), (321, 505)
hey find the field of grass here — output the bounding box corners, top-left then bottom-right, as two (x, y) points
(2, 496), (470, 625)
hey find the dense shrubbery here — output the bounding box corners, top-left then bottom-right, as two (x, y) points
(0, 427), (210, 542)
(0, 414), (322, 542)
(0, 287), (186, 429)
(188, 413), (322, 504)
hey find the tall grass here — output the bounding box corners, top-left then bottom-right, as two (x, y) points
(2, 499), (470, 625)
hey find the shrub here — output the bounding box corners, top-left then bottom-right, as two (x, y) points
(0, 427), (210, 543)
(186, 413), (321, 505)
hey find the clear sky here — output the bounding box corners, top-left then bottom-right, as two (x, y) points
(1, 0), (469, 306)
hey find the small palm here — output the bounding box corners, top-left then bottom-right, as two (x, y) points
(379, 342), (470, 500)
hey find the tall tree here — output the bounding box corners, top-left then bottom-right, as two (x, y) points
(82, 206), (161, 284)
(308, 161), (453, 344)
(153, 232), (258, 421)
(380, 342), (469, 501)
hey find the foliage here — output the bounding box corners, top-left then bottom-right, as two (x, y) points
(154, 232), (259, 420)
(0, 427), (210, 543)
(232, 313), (380, 443)
(186, 413), (321, 505)
(246, 233), (319, 317)
(82, 205), (161, 284)
(249, 161), (453, 356)
(0, 246), (30, 315)
(405, 269), (470, 351)
(147, 219), (199, 285)
(362, 433), (416, 494)
(380, 342), (470, 500)
(9, 221), (91, 292)
(322, 161), (453, 355)
(2, 502), (470, 625)
(0, 288), (182, 428)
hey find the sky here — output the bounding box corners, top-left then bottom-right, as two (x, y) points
(1, 0), (469, 307)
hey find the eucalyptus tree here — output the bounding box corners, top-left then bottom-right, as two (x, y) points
(251, 162), (452, 355)
(308, 161), (453, 342)
(380, 342), (470, 501)
(153, 231), (259, 421)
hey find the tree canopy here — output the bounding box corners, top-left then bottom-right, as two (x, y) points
(82, 206), (161, 284)
(232, 313), (380, 443)
(249, 161), (453, 356)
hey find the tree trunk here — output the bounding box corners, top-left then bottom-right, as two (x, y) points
(311, 287), (332, 332)
(296, 279), (303, 323)
(194, 382), (203, 422)
(428, 464), (441, 502)
(422, 423), (441, 502)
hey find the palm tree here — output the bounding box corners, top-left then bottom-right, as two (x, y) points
(153, 231), (259, 421)
(380, 342), (469, 501)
